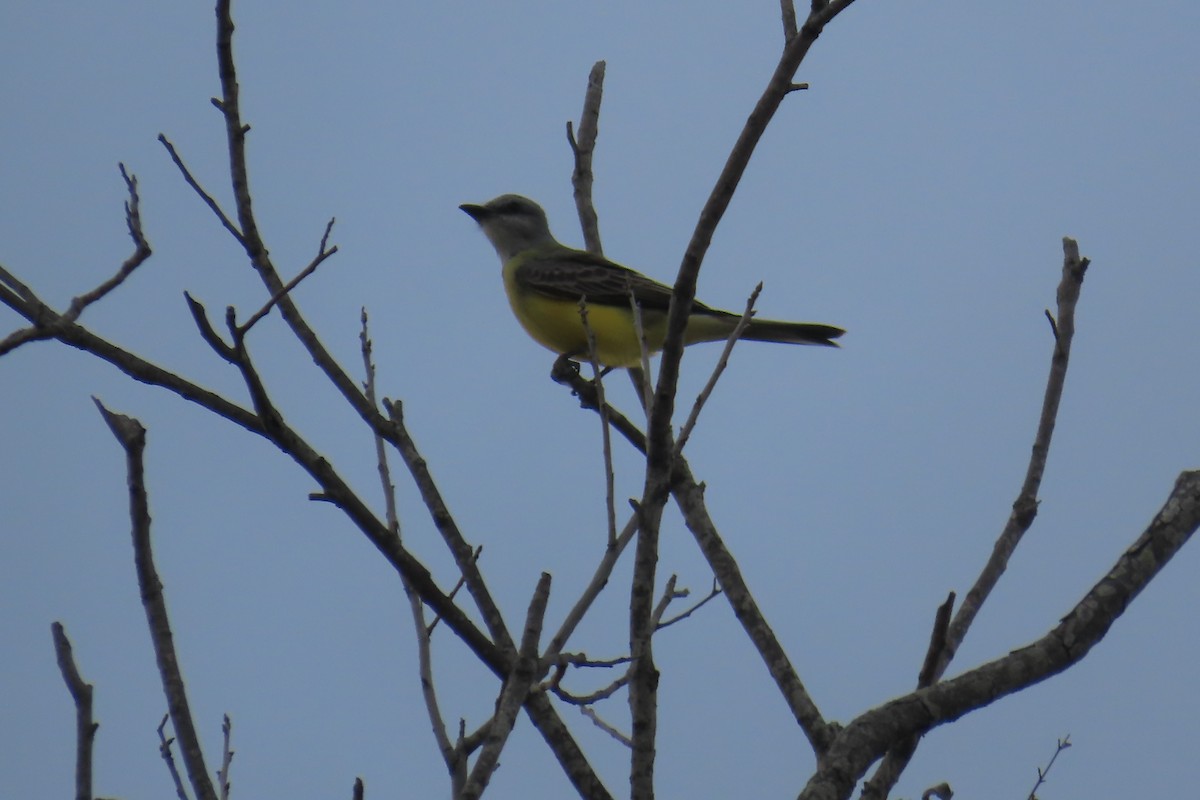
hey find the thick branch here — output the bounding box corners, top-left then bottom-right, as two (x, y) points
(628, 11), (857, 787)
(865, 238), (1091, 797)
(803, 469), (1200, 800)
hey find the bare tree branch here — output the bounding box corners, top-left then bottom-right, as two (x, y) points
(648, 0), (858, 461)
(1026, 735), (1071, 800)
(628, 482), (662, 800)
(554, 673), (631, 707)
(552, 355), (834, 754)
(237, 218), (337, 337)
(551, 359), (648, 454)
(380, 398), (514, 649)
(568, 61), (606, 255)
(544, 514), (639, 662)
(63, 165), (152, 323)
(922, 782), (953, 800)
(93, 401), (218, 800)
(157, 714), (191, 800)
(158, 133), (245, 244)
(670, 456), (833, 753)
(919, 592), (956, 690)
(1, 166), (150, 354)
(361, 311), (459, 784)
(781, 1), (799, 40)
(579, 302), (619, 546)
(216, 715), (233, 800)
(51, 622), (98, 800)
(864, 238), (1092, 797)
(941, 238), (1090, 672)
(656, 579), (722, 631)
(803, 468), (1200, 800)
(628, 10), (859, 789)
(581, 705), (633, 748)
(201, 14), (612, 794)
(460, 573), (553, 800)
(674, 283), (761, 454)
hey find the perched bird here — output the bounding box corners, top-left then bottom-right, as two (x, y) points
(460, 194), (843, 368)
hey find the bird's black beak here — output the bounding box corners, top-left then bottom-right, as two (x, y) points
(459, 203), (488, 222)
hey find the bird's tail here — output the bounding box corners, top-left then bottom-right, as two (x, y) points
(740, 318), (845, 347)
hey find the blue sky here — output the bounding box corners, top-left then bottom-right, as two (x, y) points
(2, 2), (1198, 798)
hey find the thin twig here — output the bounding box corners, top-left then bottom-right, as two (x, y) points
(554, 673), (630, 706)
(216, 308), (285, 436)
(551, 653), (632, 670)
(157, 134), (245, 245)
(1026, 735), (1071, 800)
(675, 283), (761, 454)
(568, 61), (606, 255)
(360, 310), (457, 767)
(352, 777), (364, 800)
(628, 290), (654, 414)
(657, 579), (722, 631)
(424, 546), (481, 636)
(544, 514), (639, 661)
(63, 165), (153, 323)
(1, 167), (151, 355)
(379, 395), (516, 653)
(359, 308), (401, 538)
(580, 705), (632, 748)
(579, 300), (618, 546)
(217, 715), (233, 800)
(457, 718), (491, 756)
(51, 622), (97, 800)
(184, 293), (238, 363)
(157, 715), (190, 800)
(237, 219), (337, 337)
(650, 574), (685, 628)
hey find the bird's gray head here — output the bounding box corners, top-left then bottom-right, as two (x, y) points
(460, 194), (558, 262)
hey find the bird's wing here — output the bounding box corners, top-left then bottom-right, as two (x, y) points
(515, 247), (712, 312)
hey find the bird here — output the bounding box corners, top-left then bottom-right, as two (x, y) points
(460, 194), (844, 368)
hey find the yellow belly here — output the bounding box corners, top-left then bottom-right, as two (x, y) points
(503, 264), (666, 367)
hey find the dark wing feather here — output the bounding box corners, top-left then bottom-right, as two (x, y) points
(516, 247), (713, 312)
